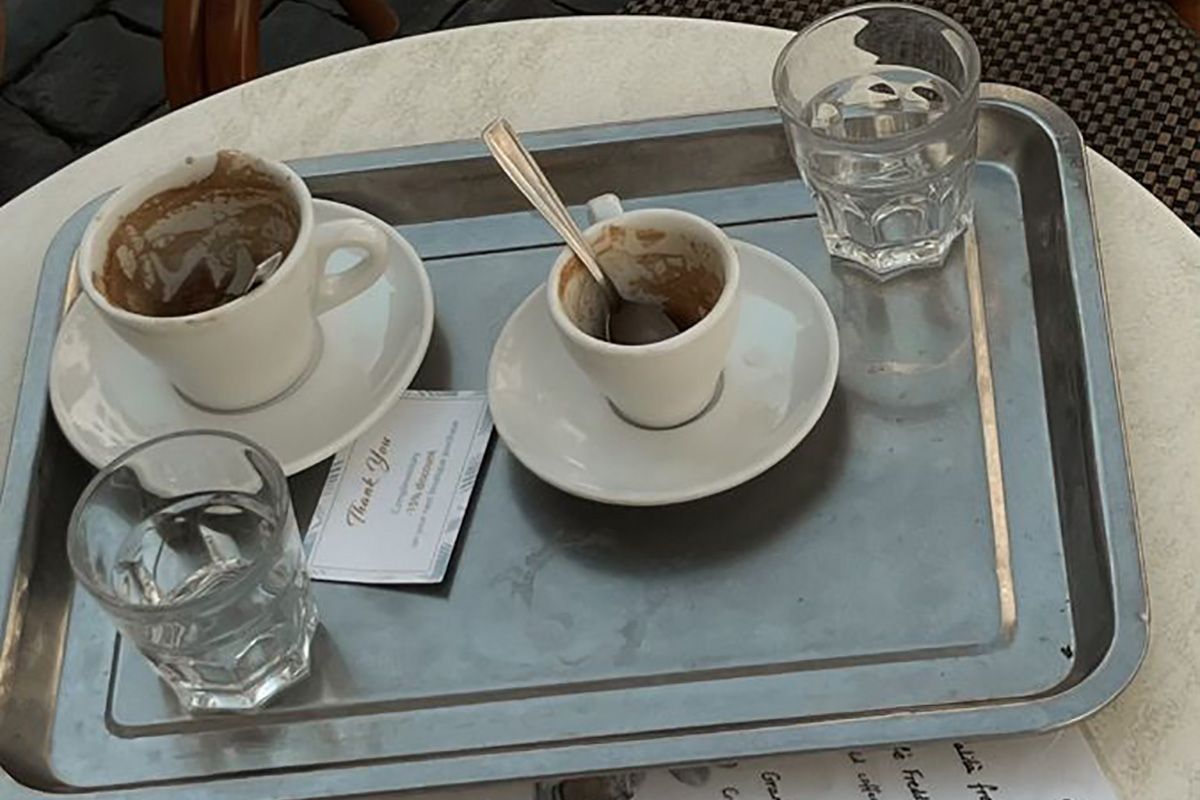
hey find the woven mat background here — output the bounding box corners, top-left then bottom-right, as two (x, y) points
(623, 0), (1199, 232)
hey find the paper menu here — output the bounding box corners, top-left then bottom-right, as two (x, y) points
(542, 728), (1119, 800)
(305, 390), (493, 584)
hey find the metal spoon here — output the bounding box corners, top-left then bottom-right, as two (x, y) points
(226, 251), (283, 297)
(481, 118), (679, 346)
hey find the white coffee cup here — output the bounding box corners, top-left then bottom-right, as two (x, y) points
(78, 150), (388, 411)
(546, 194), (740, 429)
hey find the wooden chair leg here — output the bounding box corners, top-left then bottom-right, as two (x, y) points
(338, 0), (400, 41)
(164, 0), (206, 108)
(205, 0), (261, 95)
(163, 0), (207, 108)
(1170, 0), (1200, 30)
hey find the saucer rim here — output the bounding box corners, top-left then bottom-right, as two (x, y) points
(488, 239), (840, 506)
(50, 199), (434, 475)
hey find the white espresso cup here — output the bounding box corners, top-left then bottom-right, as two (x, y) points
(546, 194), (740, 429)
(78, 150), (388, 411)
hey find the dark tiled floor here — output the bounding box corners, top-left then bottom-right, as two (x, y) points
(0, 0), (624, 205)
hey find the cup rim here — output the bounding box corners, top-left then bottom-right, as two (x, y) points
(66, 429), (291, 616)
(546, 207), (740, 355)
(771, 1), (982, 147)
(77, 151), (313, 327)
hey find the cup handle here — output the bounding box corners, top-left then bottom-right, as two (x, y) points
(586, 193), (624, 224)
(312, 218), (389, 315)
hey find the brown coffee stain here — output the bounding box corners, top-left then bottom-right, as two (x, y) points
(558, 256), (582, 298)
(634, 228), (667, 246)
(558, 255), (608, 339)
(628, 249), (722, 329)
(97, 151), (299, 317)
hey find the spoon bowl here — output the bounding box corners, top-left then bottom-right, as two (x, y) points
(225, 251), (283, 298)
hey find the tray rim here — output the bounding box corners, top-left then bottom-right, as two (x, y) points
(0, 83), (1148, 799)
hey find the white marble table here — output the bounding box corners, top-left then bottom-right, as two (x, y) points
(0, 16), (1198, 800)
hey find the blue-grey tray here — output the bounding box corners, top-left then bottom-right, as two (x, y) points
(0, 85), (1147, 799)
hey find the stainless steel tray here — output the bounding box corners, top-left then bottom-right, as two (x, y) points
(0, 85), (1148, 799)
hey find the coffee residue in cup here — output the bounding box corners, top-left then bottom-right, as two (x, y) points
(627, 248), (722, 329)
(558, 224), (726, 345)
(97, 151), (300, 317)
(599, 226), (722, 330)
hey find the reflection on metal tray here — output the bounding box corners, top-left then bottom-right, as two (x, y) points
(0, 86), (1147, 799)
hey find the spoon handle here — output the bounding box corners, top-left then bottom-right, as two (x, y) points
(482, 118), (621, 309)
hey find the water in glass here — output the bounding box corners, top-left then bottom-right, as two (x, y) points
(794, 67), (975, 274)
(773, 4), (981, 278)
(69, 432), (317, 712)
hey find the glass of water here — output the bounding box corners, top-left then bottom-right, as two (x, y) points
(773, 2), (980, 277)
(67, 430), (317, 712)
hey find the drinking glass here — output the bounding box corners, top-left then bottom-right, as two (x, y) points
(68, 430), (317, 712)
(773, 2), (981, 277)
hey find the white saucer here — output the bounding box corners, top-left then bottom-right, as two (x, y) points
(488, 240), (840, 506)
(51, 200), (434, 475)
